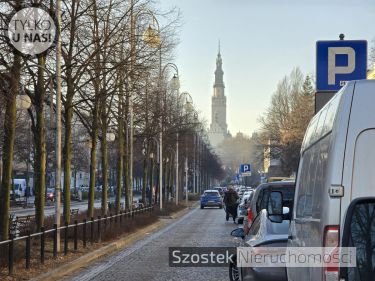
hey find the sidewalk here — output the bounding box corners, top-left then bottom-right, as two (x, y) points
(31, 203), (196, 281)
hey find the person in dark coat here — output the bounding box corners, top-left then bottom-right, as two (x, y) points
(223, 187), (239, 222)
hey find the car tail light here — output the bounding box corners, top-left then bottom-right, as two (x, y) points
(323, 226), (339, 281)
(247, 208), (254, 225)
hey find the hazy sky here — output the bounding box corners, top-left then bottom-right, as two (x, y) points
(159, 0), (375, 136)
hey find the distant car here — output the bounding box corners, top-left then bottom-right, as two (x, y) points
(238, 187), (248, 197)
(200, 190), (223, 209)
(46, 188), (55, 202)
(230, 208), (290, 281)
(212, 187), (224, 196)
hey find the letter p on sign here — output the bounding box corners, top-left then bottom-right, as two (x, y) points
(328, 47), (355, 85)
(316, 40), (367, 92)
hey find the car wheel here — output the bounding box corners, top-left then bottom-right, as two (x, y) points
(219, 205), (223, 209)
(229, 255), (239, 281)
(200, 205), (204, 209)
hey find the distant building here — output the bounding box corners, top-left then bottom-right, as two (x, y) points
(263, 139), (283, 177)
(208, 43), (231, 148)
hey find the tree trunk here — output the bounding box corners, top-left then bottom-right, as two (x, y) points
(115, 102), (124, 214)
(124, 123), (130, 209)
(142, 152), (148, 205)
(100, 121), (108, 216)
(0, 53), (20, 240)
(88, 101), (99, 218)
(34, 56), (47, 232)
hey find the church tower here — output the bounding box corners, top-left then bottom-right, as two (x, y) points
(209, 43), (229, 148)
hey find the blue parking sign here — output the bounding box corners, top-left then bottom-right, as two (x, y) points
(240, 164), (251, 174)
(316, 40), (367, 91)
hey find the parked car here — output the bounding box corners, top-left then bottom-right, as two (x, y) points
(238, 187), (248, 197)
(200, 190), (223, 209)
(212, 187), (224, 196)
(230, 207), (290, 281)
(245, 181), (295, 229)
(237, 191), (253, 224)
(274, 80), (375, 281)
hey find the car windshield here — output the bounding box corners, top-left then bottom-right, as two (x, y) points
(204, 192), (219, 196)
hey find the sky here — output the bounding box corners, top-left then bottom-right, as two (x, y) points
(159, 0), (375, 136)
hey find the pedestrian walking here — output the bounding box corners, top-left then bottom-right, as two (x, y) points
(223, 186), (239, 222)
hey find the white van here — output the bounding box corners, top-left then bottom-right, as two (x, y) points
(286, 80), (375, 281)
(11, 179), (27, 197)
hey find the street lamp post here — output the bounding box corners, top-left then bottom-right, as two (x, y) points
(185, 154), (188, 206)
(158, 64), (179, 210)
(129, 5), (161, 209)
(178, 92), (194, 206)
(175, 133), (179, 205)
(130, 5), (180, 210)
(165, 148), (175, 202)
(55, 0), (63, 252)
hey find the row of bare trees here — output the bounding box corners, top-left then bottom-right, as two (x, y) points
(0, 0), (224, 240)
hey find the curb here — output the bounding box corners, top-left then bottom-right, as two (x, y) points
(32, 205), (195, 281)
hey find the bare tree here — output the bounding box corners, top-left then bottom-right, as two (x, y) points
(259, 68), (314, 175)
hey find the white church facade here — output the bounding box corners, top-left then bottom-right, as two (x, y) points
(208, 45), (231, 148)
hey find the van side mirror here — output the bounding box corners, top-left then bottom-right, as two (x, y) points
(340, 198), (375, 281)
(267, 191), (284, 223)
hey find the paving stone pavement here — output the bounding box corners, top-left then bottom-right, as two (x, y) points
(64, 206), (241, 281)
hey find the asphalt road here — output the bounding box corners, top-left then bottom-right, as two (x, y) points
(64, 206), (240, 281)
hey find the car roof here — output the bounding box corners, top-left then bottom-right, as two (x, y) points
(256, 181), (295, 190)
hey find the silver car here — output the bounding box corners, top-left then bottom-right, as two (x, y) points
(230, 209), (290, 281)
(236, 191), (253, 224)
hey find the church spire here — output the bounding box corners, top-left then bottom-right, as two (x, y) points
(209, 42), (228, 147)
(214, 42), (224, 89)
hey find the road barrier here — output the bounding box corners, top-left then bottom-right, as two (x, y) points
(0, 205), (154, 275)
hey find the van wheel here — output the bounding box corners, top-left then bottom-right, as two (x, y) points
(229, 255), (239, 281)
